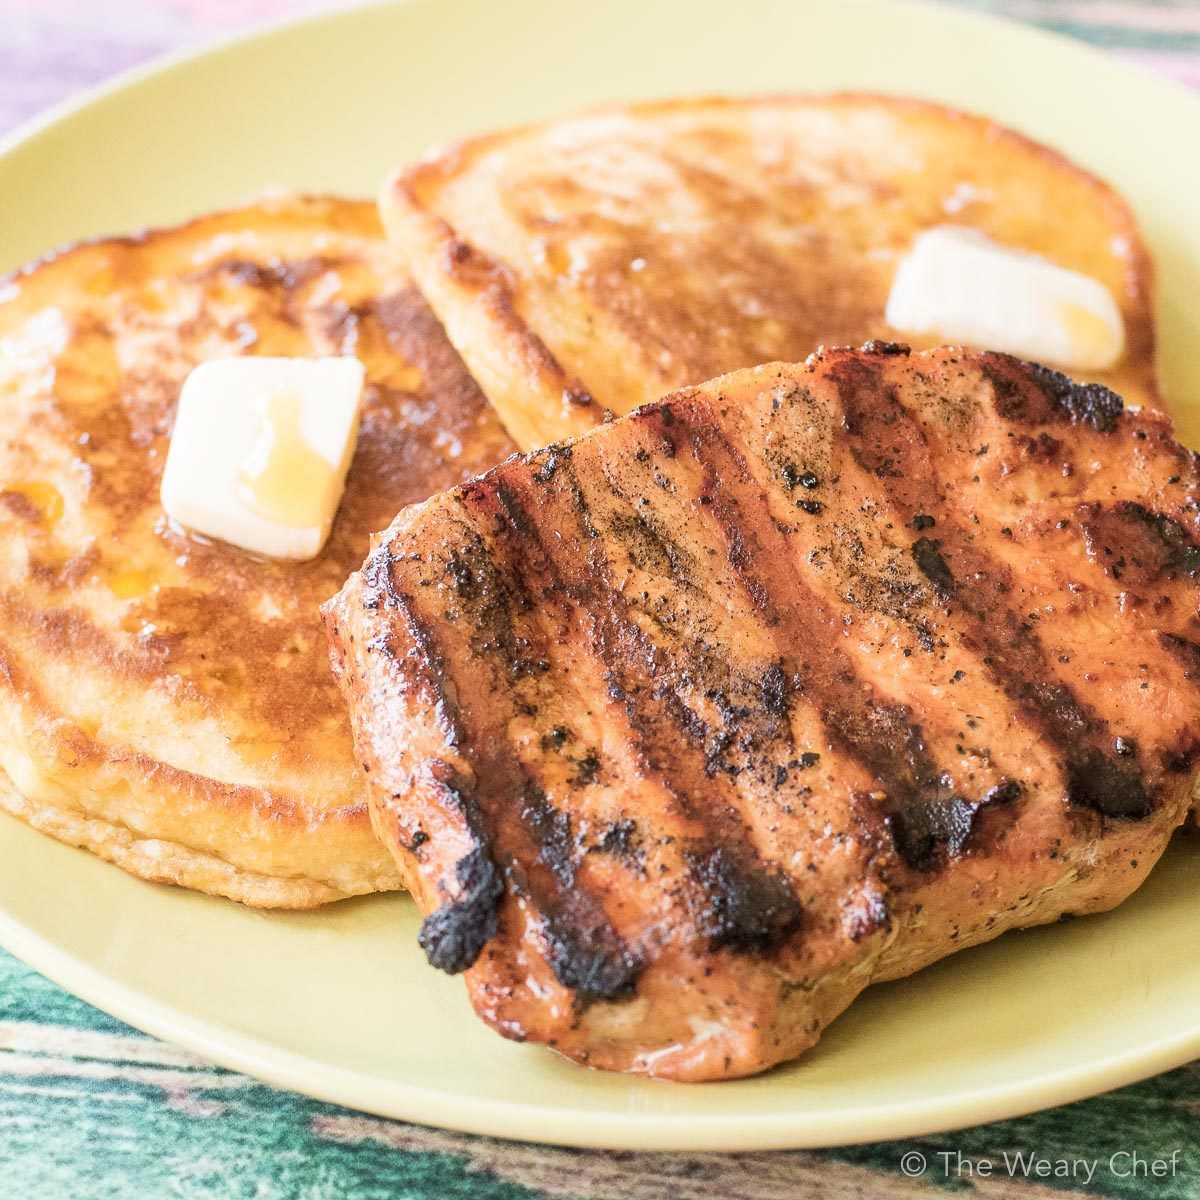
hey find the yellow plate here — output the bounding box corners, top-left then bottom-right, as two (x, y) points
(1, 0), (1199, 1152)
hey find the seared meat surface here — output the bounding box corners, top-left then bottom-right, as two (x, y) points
(325, 345), (1199, 1080)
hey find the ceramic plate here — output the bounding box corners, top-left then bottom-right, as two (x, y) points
(1, 0), (1199, 1152)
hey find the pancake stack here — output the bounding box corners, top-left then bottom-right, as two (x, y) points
(0, 95), (1173, 934)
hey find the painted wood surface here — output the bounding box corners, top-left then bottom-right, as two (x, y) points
(1, 1), (1198, 1195)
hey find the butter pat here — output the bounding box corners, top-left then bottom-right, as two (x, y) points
(885, 226), (1125, 370)
(161, 357), (364, 560)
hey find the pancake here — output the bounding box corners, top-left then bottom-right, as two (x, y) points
(0, 195), (516, 907)
(381, 93), (1159, 450)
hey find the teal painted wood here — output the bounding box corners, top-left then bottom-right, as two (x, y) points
(962, 0), (1200, 53)
(2, 2), (1200, 1197)
(2, 950), (1199, 1198)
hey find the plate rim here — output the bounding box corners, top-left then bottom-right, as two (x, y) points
(4, 0), (1200, 193)
(0, 0), (418, 176)
(2, 0), (1199, 1152)
(4, 887), (1199, 1151)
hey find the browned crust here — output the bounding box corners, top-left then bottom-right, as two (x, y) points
(381, 92), (1159, 451)
(0, 192), (516, 906)
(0, 193), (384, 289)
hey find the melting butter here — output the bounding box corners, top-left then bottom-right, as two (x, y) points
(237, 390), (339, 529)
(107, 567), (155, 602)
(886, 226), (1125, 371)
(159, 356), (364, 561)
(1058, 301), (1116, 363)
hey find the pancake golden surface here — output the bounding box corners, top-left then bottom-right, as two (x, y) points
(382, 93), (1159, 450)
(0, 195), (516, 907)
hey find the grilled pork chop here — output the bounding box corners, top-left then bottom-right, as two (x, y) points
(325, 345), (1198, 1079)
(382, 94), (1159, 450)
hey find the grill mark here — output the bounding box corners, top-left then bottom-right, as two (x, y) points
(515, 787), (641, 999)
(362, 549), (469, 751)
(363, 538), (639, 998)
(595, 463), (744, 673)
(667, 406), (1003, 873)
(452, 483), (643, 1001)
(360, 546), (496, 971)
(1161, 631), (1200, 680)
(1078, 500), (1200, 585)
(416, 780), (503, 975)
(1156, 633), (1200, 769)
(604, 505), (702, 587)
(831, 356), (1153, 820)
(450, 498), (646, 999)
(981, 356), (1124, 433)
(498, 465), (804, 954)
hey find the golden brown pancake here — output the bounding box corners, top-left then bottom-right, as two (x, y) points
(0, 194), (516, 907)
(381, 93), (1159, 450)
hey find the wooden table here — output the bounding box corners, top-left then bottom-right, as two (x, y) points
(2, 1), (1198, 1195)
